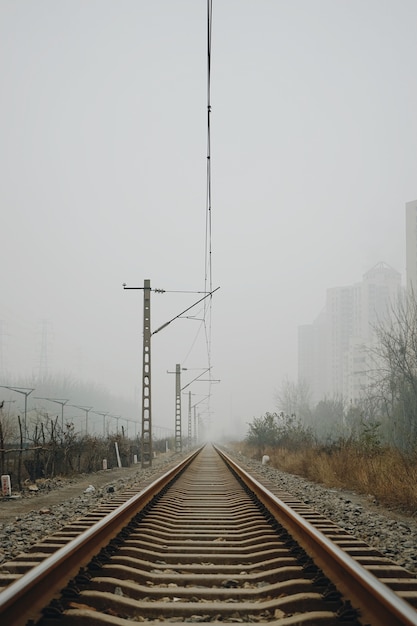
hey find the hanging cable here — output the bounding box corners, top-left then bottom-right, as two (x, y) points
(205, 0), (213, 298)
(203, 0), (214, 414)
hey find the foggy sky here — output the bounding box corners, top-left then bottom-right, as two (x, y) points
(1, 1), (416, 440)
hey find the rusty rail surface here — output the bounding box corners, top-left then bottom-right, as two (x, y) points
(216, 446), (417, 626)
(0, 444), (416, 625)
(0, 448), (201, 626)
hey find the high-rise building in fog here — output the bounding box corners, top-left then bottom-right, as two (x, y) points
(298, 263), (402, 404)
(406, 199), (417, 294)
(298, 309), (327, 405)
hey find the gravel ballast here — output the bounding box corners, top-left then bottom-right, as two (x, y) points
(230, 450), (417, 575)
(0, 447), (416, 576)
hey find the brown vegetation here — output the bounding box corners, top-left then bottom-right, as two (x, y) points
(240, 441), (417, 514)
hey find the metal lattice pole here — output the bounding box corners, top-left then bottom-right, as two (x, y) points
(188, 391), (192, 449)
(175, 364), (182, 453)
(142, 279), (152, 467)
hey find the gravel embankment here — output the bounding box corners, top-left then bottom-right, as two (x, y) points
(0, 447), (416, 576)
(230, 451), (417, 575)
(0, 453), (183, 565)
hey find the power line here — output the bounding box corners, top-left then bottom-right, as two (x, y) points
(203, 0), (214, 415)
(205, 0), (213, 298)
(152, 287), (219, 336)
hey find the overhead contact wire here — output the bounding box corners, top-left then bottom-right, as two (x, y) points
(204, 0), (214, 410)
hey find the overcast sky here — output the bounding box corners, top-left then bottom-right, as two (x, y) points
(1, 1), (416, 440)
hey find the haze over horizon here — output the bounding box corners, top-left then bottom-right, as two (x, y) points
(1, 1), (416, 440)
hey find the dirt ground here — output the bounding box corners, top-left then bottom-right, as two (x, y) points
(0, 454), (175, 525)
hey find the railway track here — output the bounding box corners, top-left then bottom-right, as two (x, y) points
(0, 444), (417, 625)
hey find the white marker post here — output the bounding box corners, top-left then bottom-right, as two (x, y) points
(114, 442), (122, 468)
(1, 475), (11, 496)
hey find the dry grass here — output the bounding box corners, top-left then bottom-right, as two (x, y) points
(237, 442), (417, 514)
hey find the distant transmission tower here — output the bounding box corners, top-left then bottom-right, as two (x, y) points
(37, 319), (52, 381)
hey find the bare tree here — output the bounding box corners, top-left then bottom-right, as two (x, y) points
(0, 404), (18, 475)
(368, 291), (417, 450)
(275, 377), (312, 424)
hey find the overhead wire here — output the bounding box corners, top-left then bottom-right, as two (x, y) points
(176, 0), (214, 424)
(205, 0), (213, 298)
(203, 0), (214, 419)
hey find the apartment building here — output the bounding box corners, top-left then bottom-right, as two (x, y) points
(298, 262), (402, 404)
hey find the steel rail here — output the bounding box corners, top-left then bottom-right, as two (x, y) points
(0, 447), (202, 626)
(216, 445), (417, 626)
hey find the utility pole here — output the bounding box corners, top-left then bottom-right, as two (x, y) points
(188, 390), (192, 449)
(194, 405), (197, 444)
(142, 279), (152, 466)
(187, 394), (209, 445)
(168, 364), (187, 453)
(181, 369), (219, 448)
(35, 397), (69, 432)
(124, 281), (219, 467)
(175, 364), (182, 452)
(124, 279), (153, 468)
(92, 410), (109, 437)
(70, 405), (93, 437)
(0, 386), (34, 442)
